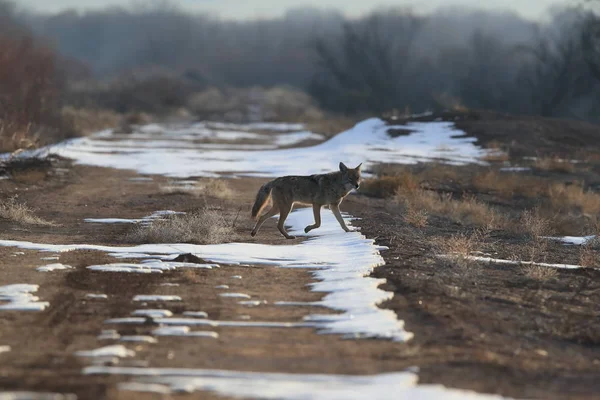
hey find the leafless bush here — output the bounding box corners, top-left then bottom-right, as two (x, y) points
(123, 208), (236, 244)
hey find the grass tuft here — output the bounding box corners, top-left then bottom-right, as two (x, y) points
(124, 208), (236, 244)
(0, 196), (55, 226)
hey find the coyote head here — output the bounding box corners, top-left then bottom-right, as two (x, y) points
(339, 162), (362, 190)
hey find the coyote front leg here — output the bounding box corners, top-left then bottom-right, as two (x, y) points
(304, 204), (322, 233)
(330, 203), (350, 232)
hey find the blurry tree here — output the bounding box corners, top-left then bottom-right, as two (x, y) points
(309, 10), (422, 114)
(517, 17), (594, 118)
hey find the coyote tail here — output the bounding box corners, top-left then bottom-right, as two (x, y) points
(251, 181), (274, 219)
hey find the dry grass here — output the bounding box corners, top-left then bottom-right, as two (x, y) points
(547, 183), (600, 214)
(521, 264), (558, 281)
(400, 190), (501, 229)
(60, 106), (121, 135)
(0, 196), (55, 226)
(435, 230), (486, 272)
(435, 232), (482, 256)
(124, 208), (237, 244)
(579, 244), (598, 268)
(404, 205), (428, 227)
(161, 179), (233, 200)
(472, 170), (547, 199)
(360, 172), (419, 198)
(534, 156), (576, 174)
(520, 209), (553, 240)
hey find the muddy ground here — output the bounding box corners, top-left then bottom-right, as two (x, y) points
(0, 112), (600, 399)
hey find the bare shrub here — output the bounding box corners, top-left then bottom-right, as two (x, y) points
(435, 230), (486, 273)
(534, 156), (576, 173)
(435, 232), (481, 256)
(404, 205), (428, 227)
(124, 208), (236, 244)
(0, 196), (55, 226)
(0, 34), (77, 152)
(520, 209), (553, 240)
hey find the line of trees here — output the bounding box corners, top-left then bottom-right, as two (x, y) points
(4, 0), (600, 122)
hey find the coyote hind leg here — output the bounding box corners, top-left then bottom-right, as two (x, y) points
(251, 206), (279, 237)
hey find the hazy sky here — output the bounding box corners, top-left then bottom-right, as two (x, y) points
(20, 0), (570, 21)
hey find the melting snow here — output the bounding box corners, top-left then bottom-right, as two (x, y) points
(133, 295), (182, 302)
(37, 263), (72, 272)
(238, 300), (267, 307)
(0, 284), (49, 311)
(47, 119), (486, 178)
(132, 309), (173, 318)
(85, 210), (184, 225)
(219, 293), (251, 299)
(182, 311), (208, 318)
(454, 255), (588, 270)
(545, 235), (596, 246)
(0, 207), (411, 341)
(120, 336), (158, 343)
(88, 261), (216, 273)
(0, 392), (77, 400)
(75, 345), (135, 358)
(85, 367), (510, 399)
(97, 330), (120, 340)
(86, 294), (108, 299)
(152, 326), (219, 338)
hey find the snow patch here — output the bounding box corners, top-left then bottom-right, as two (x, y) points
(75, 345), (135, 358)
(86, 294), (108, 299)
(84, 366), (511, 399)
(37, 263), (72, 272)
(152, 326), (219, 338)
(120, 336), (158, 343)
(132, 309), (173, 318)
(133, 295), (182, 302)
(219, 293), (251, 299)
(0, 284), (49, 311)
(49, 119), (486, 178)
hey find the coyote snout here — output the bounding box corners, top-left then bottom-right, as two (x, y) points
(250, 162), (362, 239)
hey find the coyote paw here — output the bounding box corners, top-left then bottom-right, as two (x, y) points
(250, 231), (257, 237)
(304, 226), (311, 233)
(285, 235), (296, 240)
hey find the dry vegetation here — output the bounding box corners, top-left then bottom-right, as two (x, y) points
(161, 179), (234, 200)
(520, 264), (559, 280)
(361, 160), (600, 278)
(60, 106), (122, 135)
(0, 196), (54, 226)
(534, 156), (577, 173)
(123, 208), (237, 244)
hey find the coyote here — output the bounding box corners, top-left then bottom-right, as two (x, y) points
(251, 162), (362, 239)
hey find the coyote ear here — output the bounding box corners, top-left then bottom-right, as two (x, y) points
(339, 162), (348, 172)
(356, 163), (362, 170)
